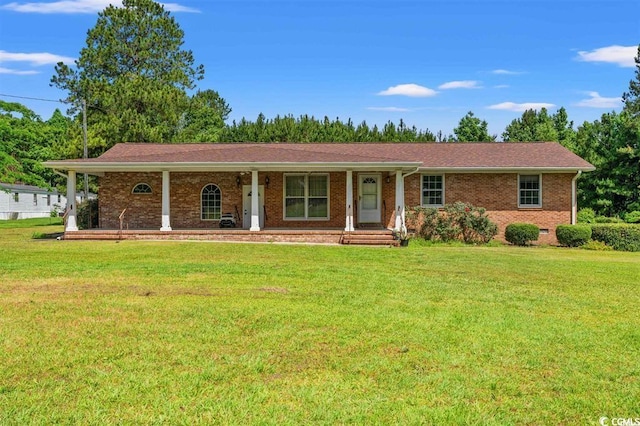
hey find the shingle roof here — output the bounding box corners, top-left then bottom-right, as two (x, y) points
(0, 182), (58, 194)
(45, 142), (595, 171)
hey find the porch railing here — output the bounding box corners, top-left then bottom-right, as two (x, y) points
(118, 208), (127, 240)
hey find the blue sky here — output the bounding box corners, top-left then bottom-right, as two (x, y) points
(0, 0), (638, 139)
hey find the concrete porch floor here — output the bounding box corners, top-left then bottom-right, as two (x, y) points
(63, 227), (399, 246)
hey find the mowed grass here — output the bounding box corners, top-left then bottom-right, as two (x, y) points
(1, 219), (639, 424)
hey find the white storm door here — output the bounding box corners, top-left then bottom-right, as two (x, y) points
(242, 185), (264, 229)
(358, 174), (381, 223)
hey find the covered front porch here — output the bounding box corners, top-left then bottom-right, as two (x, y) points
(61, 227), (400, 246)
(60, 167), (420, 241)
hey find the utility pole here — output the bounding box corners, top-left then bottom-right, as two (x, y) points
(82, 98), (90, 228)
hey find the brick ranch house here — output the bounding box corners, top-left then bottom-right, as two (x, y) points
(44, 142), (594, 245)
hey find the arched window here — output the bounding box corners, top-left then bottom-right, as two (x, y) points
(201, 184), (221, 220)
(132, 183), (152, 194)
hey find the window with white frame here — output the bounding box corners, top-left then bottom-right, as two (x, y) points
(284, 174), (329, 219)
(421, 175), (444, 207)
(47, 195), (51, 206)
(33, 194), (38, 206)
(13, 193), (18, 202)
(132, 183), (152, 194)
(201, 184), (221, 220)
(518, 174), (541, 207)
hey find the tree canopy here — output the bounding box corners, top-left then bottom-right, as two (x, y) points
(502, 107), (575, 149)
(622, 45), (640, 116)
(453, 112), (495, 142)
(0, 101), (69, 187)
(219, 115), (436, 143)
(50, 0), (220, 151)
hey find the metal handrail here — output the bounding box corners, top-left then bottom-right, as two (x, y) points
(118, 208), (127, 240)
(382, 199), (386, 226)
(61, 206), (71, 230)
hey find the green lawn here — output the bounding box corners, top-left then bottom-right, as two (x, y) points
(1, 219), (638, 424)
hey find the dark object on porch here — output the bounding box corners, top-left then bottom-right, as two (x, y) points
(219, 213), (236, 228)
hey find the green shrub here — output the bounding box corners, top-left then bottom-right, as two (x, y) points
(577, 208), (596, 224)
(594, 216), (624, 223)
(555, 225), (592, 247)
(405, 202), (497, 244)
(504, 223), (539, 246)
(591, 224), (640, 252)
(406, 206), (439, 240)
(624, 210), (640, 224)
(77, 199), (99, 230)
(581, 240), (613, 251)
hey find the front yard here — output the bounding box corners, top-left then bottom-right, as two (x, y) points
(1, 219), (638, 424)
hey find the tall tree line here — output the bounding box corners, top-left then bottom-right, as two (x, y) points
(219, 115), (436, 143)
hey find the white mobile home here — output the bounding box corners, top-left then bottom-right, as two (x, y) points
(0, 183), (66, 220)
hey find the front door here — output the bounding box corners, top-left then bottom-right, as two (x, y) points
(358, 174), (381, 223)
(242, 185), (265, 229)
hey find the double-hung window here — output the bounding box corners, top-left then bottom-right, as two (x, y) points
(284, 174), (329, 219)
(421, 175), (444, 207)
(518, 174), (541, 208)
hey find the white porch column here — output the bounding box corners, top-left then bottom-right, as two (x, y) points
(160, 170), (172, 231)
(250, 170), (260, 231)
(345, 170), (354, 232)
(65, 170), (78, 231)
(394, 170), (405, 231)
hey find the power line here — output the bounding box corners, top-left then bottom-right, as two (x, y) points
(0, 93), (69, 104)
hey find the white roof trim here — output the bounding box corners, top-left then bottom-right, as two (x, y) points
(418, 166), (596, 173)
(44, 160), (595, 174)
(44, 161), (423, 173)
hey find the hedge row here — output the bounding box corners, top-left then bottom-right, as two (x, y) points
(505, 223), (640, 252)
(590, 224), (640, 252)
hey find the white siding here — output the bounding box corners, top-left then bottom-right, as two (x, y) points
(0, 186), (67, 220)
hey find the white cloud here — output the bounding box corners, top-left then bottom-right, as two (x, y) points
(0, 67), (39, 75)
(576, 45), (637, 68)
(575, 92), (622, 108)
(0, 0), (199, 13)
(377, 83), (437, 97)
(487, 102), (556, 112)
(0, 50), (75, 65)
(494, 84), (509, 89)
(367, 106), (412, 112)
(491, 69), (525, 75)
(438, 80), (481, 90)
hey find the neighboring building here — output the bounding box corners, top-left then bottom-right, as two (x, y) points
(44, 142), (594, 244)
(0, 183), (66, 220)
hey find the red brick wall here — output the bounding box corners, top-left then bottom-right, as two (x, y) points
(98, 171), (574, 243)
(404, 173), (573, 244)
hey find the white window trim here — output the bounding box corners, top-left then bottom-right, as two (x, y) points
(421, 174), (445, 208)
(131, 182), (153, 194)
(201, 183), (222, 221)
(518, 174), (542, 208)
(283, 173), (330, 221)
